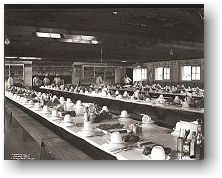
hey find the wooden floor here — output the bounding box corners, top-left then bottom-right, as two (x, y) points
(4, 112), (40, 160)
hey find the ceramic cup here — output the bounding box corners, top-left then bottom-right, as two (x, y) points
(120, 110), (130, 118)
(42, 105), (49, 113)
(101, 106), (109, 112)
(150, 146), (166, 160)
(76, 100), (82, 106)
(142, 115), (152, 124)
(34, 102), (41, 108)
(66, 98), (71, 103)
(51, 110), (59, 117)
(64, 114), (72, 123)
(60, 97), (65, 101)
(110, 132), (123, 144)
(28, 100), (33, 105)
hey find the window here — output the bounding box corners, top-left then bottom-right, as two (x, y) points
(133, 68), (147, 81)
(155, 67), (170, 80)
(163, 67), (170, 80)
(182, 66), (200, 81)
(192, 66), (200, 80)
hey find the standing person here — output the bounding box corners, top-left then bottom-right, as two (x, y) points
(123, 74), (132, 85)
(54, 74), (62, 86)
(33, 73), (41, 90)
(96, 74), (103, 86)
(43, 74), (50, 86)
(7, 73), (14, 88)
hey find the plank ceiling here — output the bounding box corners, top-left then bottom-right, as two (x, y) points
(4, 4), (204, 63)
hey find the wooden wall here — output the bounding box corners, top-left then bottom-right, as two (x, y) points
(32, 61), (73, 84)
(5, 60), (32, 87)
(144, 58), (204, 88)
(5, 58), (204, 88)
(72, 62), (129, 85)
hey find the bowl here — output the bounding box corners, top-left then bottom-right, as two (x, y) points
(149, 145), (166, 160)
(119, 110), (130, 118)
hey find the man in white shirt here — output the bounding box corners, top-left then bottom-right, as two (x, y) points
(54, 74), (62, 85)
(96, 75), (103, 85)
(123, 74), (132, 85)
(33, 73), (42, 89)
(43, 74), (50, 86)
(7, 73), (14, 87)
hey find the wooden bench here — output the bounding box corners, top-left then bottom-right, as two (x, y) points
(5, 98), (92, 160)
(4, 104), (13, 129)
(43, 138), (92, 160)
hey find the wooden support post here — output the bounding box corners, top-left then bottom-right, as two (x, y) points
(39, 142), (46, 160)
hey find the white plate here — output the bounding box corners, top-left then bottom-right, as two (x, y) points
(106, 141), (127, 150)
(80, 129), (95, 137)
(22, 102), (29, 105)
(171, 131), (180, 137)
(60, 121), (74, 127)
(33, 107), (42, 111)
(118, 117), (132, 121)
(50, 116), (61, 120)
(26, 105), (33, 108)
(107, 140), (125, 144)
(181, 156), (196, 160)
(40, 111), (51, 114)
(119, 115), (130, 118)
(141, 120), (155, 125)
(146, 154), (170, 160)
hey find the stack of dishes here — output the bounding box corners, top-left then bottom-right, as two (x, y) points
(41, 105), (50, 114)
(107, 132), (126, 150)
(59, 97), (66, 105)
(74, 100), (84, 116)
(118, 110), (133, 124)
(156, 94), (165, 104)
(51, 110), (60, 120)
(33, 102), (41, 111)
(27, 100), (34, 108)
(61, 114), (74, 127)
(81, 120), (95, 137)
(140, 115), (154, 127)
(22, 97), (28, 105)
(64, 98), (74, 111)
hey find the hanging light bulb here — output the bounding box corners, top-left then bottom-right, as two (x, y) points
(170, 44), (174, 56)
(100, 43), (103, 63)
(5, 36), (10, 45)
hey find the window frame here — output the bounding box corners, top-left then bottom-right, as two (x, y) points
(181, 65), (201, 81)
(154, 67), (171, 81)
(133, 68), (147, 82)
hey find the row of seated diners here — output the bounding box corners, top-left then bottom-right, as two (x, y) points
(38, 83), (204, 128)
(40, 83), (204, 98)
(5, 85), (204, 160)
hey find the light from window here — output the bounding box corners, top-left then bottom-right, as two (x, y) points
(192, 66), (200, 80)
(164, 67), (170, 80)
(133, 68), (147, 81)
(155, 67), (163, 80)
(155, 67), (170, 80)
(182, 66), (200, 81)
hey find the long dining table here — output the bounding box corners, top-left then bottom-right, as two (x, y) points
(5, 91), (183, 160)
(37, 86), (204, 129)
